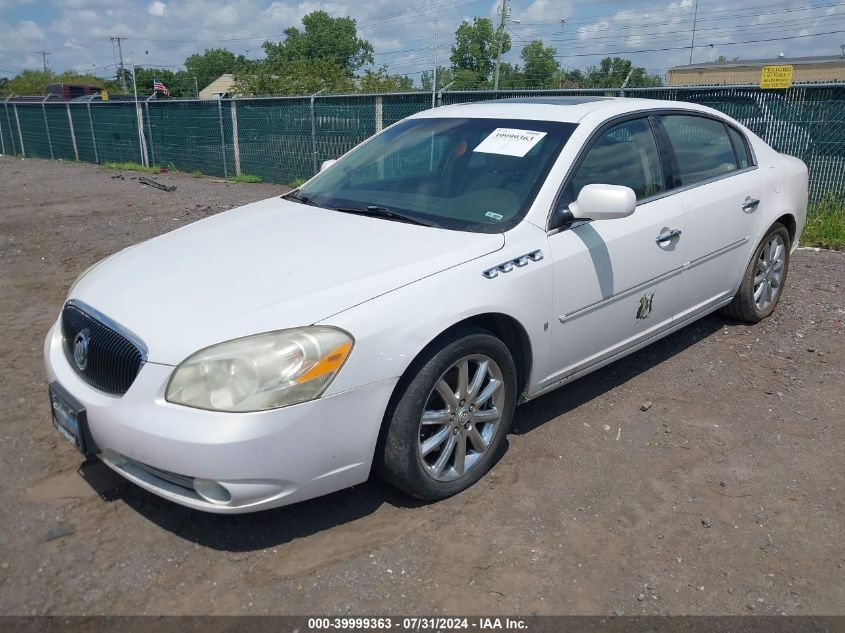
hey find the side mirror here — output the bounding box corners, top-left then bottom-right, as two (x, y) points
(569, 184), (636, 221)
(320, 159), (336, 172)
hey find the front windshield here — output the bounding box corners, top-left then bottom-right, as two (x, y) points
(297, 117), (578, 232)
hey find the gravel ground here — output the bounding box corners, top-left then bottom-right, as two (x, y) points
(0, 156), (843, 616)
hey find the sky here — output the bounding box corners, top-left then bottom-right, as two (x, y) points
(1, 0), (844, 86)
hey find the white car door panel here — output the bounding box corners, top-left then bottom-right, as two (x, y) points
(674, 172), (765, 320)
(658, 114), (766, 321)
(544, 196), (688, 386)
(541, 116), (687, 388)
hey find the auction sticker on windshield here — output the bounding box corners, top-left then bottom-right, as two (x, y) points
(474, 128), (547, 157)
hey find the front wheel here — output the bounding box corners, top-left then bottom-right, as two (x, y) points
(376, 328), (517, 500)
(722, 223), (791, 323)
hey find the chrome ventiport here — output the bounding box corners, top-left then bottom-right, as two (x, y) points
(482, 250), (544, 279)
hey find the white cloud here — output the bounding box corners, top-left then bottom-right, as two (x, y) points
(0, 19), (45, 52)
(148, 1), (166, 17)
(0, 0), (840, 84)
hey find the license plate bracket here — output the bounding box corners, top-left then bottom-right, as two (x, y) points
(49, 382), (96, 457)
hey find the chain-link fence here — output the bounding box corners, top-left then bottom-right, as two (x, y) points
(2, 85), (843, 199)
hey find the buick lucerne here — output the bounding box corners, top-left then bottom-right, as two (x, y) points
(45, 97), (809, 512)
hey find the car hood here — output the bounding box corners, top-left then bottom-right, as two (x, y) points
(70, 197), (504, 365)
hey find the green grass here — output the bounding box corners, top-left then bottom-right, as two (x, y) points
(191, 170), (203, 178)
(288, 177), (307, 188)
(104, 161), (161, 174)
(802, 192), (845, 250)
(227, 173), (262, 183)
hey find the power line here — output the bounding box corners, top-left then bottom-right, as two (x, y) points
(514, 13), (845, 48)
(512, 2), (844, 37)
(562, 27), (845, 58)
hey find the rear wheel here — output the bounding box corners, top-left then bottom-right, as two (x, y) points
(377, 328), (517, 500)
(722, 223), (790, 323)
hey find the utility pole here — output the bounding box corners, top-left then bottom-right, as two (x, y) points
(35, 51), (50, 72)
(432, 18), (438, 108)
(688, 0), (699, 64)
(558, 19), (566, 87)
(111, 37), (127, 92)
(493, 0), (510, 91)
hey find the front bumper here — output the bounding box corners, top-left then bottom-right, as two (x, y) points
(44, 322), (397, 513)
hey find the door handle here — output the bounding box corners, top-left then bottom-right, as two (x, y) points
(655, 228), (682, 243)
(742, 197), (760, 212)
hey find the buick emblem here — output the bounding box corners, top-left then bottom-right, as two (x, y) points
(73, 329), (91, 371)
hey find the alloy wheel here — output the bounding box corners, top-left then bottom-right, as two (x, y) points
(417, 354), (505, 482)
(753, 234), (786, 311)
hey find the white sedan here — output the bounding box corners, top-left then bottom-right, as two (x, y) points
(45, 97), (808, 513)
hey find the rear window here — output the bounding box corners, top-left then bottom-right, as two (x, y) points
(660, 115), (739, 186)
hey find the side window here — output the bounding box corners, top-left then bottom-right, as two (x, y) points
(569, 118), (664, 201)
(660, 115), (738, 186)
(727, 126), (752, 169)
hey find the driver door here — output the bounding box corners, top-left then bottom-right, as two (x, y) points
(540, 116), (689, 387)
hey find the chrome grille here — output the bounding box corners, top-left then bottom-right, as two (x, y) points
(61, 301), (146, 396)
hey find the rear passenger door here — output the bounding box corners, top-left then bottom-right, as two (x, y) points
(657, 113), (765, 320)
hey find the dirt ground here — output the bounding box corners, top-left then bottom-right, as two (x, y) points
(0, 156), (842, 616)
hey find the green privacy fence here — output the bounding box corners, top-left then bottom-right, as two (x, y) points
(2, 85), (843, 199)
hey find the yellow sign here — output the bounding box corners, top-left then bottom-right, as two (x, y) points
(100, 89), (109, 101)
(760, 65), (793, 89)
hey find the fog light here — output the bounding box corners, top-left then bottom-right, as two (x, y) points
(193, 478), (232, 505)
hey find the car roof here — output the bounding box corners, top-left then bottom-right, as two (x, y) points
(409, 96), (715, 124)
(485, 96), (614, 106)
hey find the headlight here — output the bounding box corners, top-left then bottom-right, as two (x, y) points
(165, 327), (353, 412)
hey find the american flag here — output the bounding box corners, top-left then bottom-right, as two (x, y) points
(153, 78), (169, 96)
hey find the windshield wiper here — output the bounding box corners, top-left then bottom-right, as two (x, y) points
(330, 205), (439, 228)
(283, 191), (319, 206)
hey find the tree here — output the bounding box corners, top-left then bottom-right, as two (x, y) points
(0, 69), (123, 97)
(262, 11), (373, 77)
(495, 63), (524, 89)
(560, 68), (584, 88)
(184, 48), (253, 92)
(582, 57), (663, 88)
(357, 66), (413, 93)
(520, 40), (560, 89)
(420, 66), (454, 92)
(128, 67), (196, 98)
(234, 59), (355, 97)
(450, 17), (510, 88)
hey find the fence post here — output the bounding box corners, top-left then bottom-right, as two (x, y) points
(4, 99), (15, 155)
(217, 99), (228, 178)
(0, 104), (5, 155)
(310, 93), (318, 174)
(230, 99), (241, 176)
(66, 104), (78, 161)
(13, 104), (25, 157)
(134, 101), (149, 167)
(144, 101), (155, 166)
(86, 103), (99, 163)
(41, 97), (54, 159)
(375, 96), (383, 132)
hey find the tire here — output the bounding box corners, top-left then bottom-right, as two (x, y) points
(721, 223), (791, 323)
(376, 327), (518, 500)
